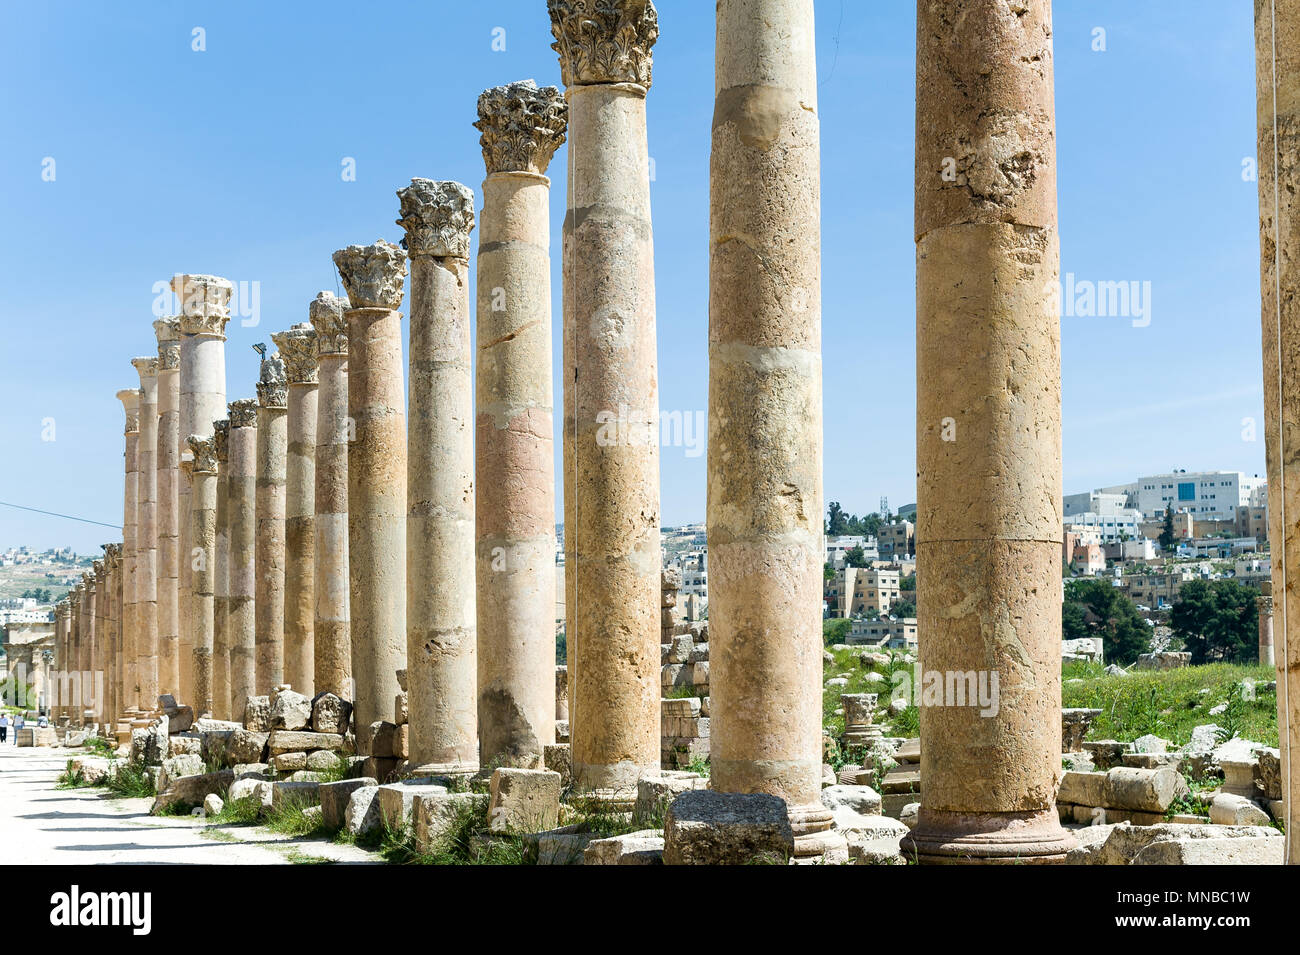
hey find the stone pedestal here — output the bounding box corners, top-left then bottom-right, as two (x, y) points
(212, 419), (231, 719)
(397, 178), (479, 774)
(132, 357), (160, 707)
(155, 317), (182, 698)
(550, 0), (662, 800)
(1255, 0), (1300, 865)
(473, 80), (566, 766)
(902, 0), (1074, 864)
(227, 399), (259, 718)
(255, 351), (288, 693)
(117, 387), (140, 713)
(187, 434), (218, 718)
(707, 0), (835, 861)
(333, 240), (409, 753)
(272, 323), (319, 698)
(309, 293), (352, 700)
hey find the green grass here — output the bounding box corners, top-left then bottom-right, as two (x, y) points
(205, 795), (264, 826)
(822, 644), (913, 746)
(82, 735), (116, 759)
(262, 799), (329, 838)
(56, 760), (96, 790)
(1061, 662), (1278, 747)
(378, 799), (532, 865)
(101, 762), (156, 799)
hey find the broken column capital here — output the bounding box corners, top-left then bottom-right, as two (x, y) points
(475, 80), (568, 175)
(271, 323), (319, 385)
(548, 0), (658, 89)
(332, 240), (408, 310)
(155, 316), (182, 369)
(256, 352), (288, 409)
(187, 434), (218, 474)
(212, 419), (230, 463)
(228, 398), (258, 428)
(117, 388), (141, 432)
(171, 274), (235, 337)
(309, 292), (348, 356)
(396, 179), (476, 260)
(131, 356), (159, 380)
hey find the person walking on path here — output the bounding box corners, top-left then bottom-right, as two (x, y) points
(0, 714), (8, 745)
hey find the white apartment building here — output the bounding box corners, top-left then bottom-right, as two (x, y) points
(1064, 511), (1144, 543)
(1109, 471), (1267, 522)
(1063, 490), (1133, 517)
(826, 535), (877, 569)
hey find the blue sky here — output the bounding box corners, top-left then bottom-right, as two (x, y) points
(0, 1), (1267, 554)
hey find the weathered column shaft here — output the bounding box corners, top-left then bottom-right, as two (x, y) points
(310, 294), (352, 699)
(178, 460), (193, 705)
(334, 240), (408, 750)
(188, 435), (218, 717)
(80, 577), (97, 724)
(1259, 588), (1275, 667)
(551, 0), (662, 796)
(904, 0), (1073, 864)
(273, 323), (320, 697)
(708, 0), (834, 858)
(473, 81), (566, 764)
(1255, 0), (1300, 865)
(155, 318), (182, 698)
(227, 400), (259, 718)
(213, 420), (231, 719)
(399, 179), (479, 772)
(55, 604), (70, 723)
(132, 357), (160, 708)
(255, 353), (288, 693)
(117, 388), (140, 713)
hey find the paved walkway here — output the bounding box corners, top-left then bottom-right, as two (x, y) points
(0, 743), (379, 864)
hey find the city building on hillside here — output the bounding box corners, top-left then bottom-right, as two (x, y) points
(1069, 541), (1106, 575)
(825, 566), (902, 618)
(877, 520), (914, 560)
(826, 535), (877, 569)
(1118, 566), (1200, 609)
(1064, 510), (1144, 544)
(1063, 490), (1134, 516)
(848, 616), (918, 651)
(1103, 538), (1155, 562)
(1109, 470), (1267, 522)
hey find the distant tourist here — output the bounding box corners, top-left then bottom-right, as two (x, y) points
(0, 714), (8, 744)
(12, 714), (23, 742)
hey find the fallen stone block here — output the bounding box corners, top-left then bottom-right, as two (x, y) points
(532, 827), (600, 865)
(199, 729), (234, 768)
(270, 687), (312, 731)
(227, 777), (270, 807)
(319, 776), (378, 829)
(271, 780), (321, 812)
(310, 692), (352, 735)
(232, 763), (270, 779)
(267, 730), (344, 756)
(543, 743), (571, 788)
(1069, 822), (1280, 865)
(820, 784), (883, 816)
(1132, 835), (1283, 865)
(203, 793), (223, 816)
(488, 768), (562, 833)
(1257, 747), (1282, 800)
(634, 771), (708, 825)
(307, 749), (345, 772)
(584, 829), (664, 865)
(414, 792), (489, 854)
(368, 721), (400, 758)
(1102, 766), (1187, 813)
(394, 691), (409, 726)
(377, 781), (450, 831)
(152, 769), (234, 814)
(1058, 770), (1107, 808)
(225, 729), (269, 766)
(244, 696), (271, 733)
(346, 785), (381, 836)
(273, 752), (308, 772)
(663, 790), (794, 865)
(1208, 793), (1271, 827)
(157, 754), (205, 792)
(168, 734), (202, 756)
(832, 810), (908, 864)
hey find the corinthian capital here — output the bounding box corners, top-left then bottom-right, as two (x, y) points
(212, 419), (230, 462)
(548, 0), (658, 89)
(396, 180), (476, 260)
(228, 398), (258, 428)
(332, 240), (407, 310)
(188, 434), (218, 474)
(475, 80), (568, 175)
(271, 323), (319, 384)
(131, 356), (158, 381)
(309, 292), (348, 355)
(117, 389), (140, 433)
(171, 273), (234, 337)
(256, 351), (288, 409)
(154, 316), (181, 369)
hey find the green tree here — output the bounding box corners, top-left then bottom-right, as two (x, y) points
(892, 598), (916, 618)
(899, 572), (916, 592)
(1158, 505), (1176, 551)
(1169, 579), (1258, 664)
(844, 545), (869, 568)
(1061, 578), (1149, 665)
(826, 501), (848, 536)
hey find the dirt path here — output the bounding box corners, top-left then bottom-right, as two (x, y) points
(0, 743), (380, 865)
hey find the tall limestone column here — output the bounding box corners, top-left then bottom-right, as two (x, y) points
(105, 544), (123, 727)
(132, 357), (160, 708)
(1259, 583), (1275, 667)
(902, 0), (1074, 864)
(95, 560), (110, 725)
(69, 586), (82, 722)
(55, 603), (71, 723)
(310, 293), (352, 699)
(708, 0), (839, 860)
(397, 178), (479, 774)
(155, 318), (182, 698)
(1256, 0), (1300, 864)
(255, 351), (289, 693)
(333, 240), (408, 750)
(187, 434), (218, 717)
(473, 81), (566, 764)
(80, 574), (97, 725)
(212, 419), (232, 719)
(174, 273), (232, 704)
(549, 0), (662, 798)
(271, 323), (319, 697)
(227, 399), (259, 717)
(117, 387), (140, 712)
(178, 458), (194, 704)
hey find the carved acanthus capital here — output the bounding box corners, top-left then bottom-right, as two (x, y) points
(131, 356), (159, 382)
(332, 240), (407, 310)
(55, 601), (70, 619)
(309, 292), (348, 355)
(155, 317), (182, 370)
(212, 419), (230, 462)
(82, 572), (96, 593)
(117, 389), (140, 433)
(188, 434), (219, 473)
(228, 398), (258, 428)
(92, 560), (105, 578)
(548, 0), (658, 89)
(475, 80), (568, 175)
(396, 180), (476, 260)
(105, 542), (122, 569)
(256, 351), (288, 409)
(271, 323), (319, 384)
(172, 273), (234, 337)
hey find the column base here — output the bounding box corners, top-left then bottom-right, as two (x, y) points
(405, 760), (479, 780)
(899, 807), (1076, 864)
(789, 803), (849, 864)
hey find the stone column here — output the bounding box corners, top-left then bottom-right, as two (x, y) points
(333, 240), (408, 751)
(1258, 584), (1275, 667)
(132, 357), (160, 709)
(1256, 0), (1300, 865)
(272, 323), (319, 697)
(155, 317), (182, 698)
(187, 434), (218, 717)
(227, 399), (259, 718)
(902, 0), (1074, 864)
(174, 273), (232, 704)
(397, 178), (479, 774)
(117, 387), (140, 713)
(550, 0), (662, 798)
(80, 573), (97, 726)
(105, 544), (122, 728)
(178, 457), (193, 705)
(94, 561), (108, 725)
(69, 586), (82, 722)
(255, 352), (289, 693)
(707, 0), (838, 860)
(212, 419), (231, 719)
(310, 293), (352, 699)
(472, 81), (566, 764)
(54, 603), (70, 723)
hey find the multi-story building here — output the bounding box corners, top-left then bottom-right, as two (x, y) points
(848, 616), (918, 651)
(877, 521), (914, 560)
(825, 567), (903, 618)
(1114, 471), (1267, 522)
(1118, 566), (1201, 609)
(1064, 510), (1144, 544)
(1069, 542), (1106, 576)
(826, 535), (878, 570)
(1063, 490), (1134, 517)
